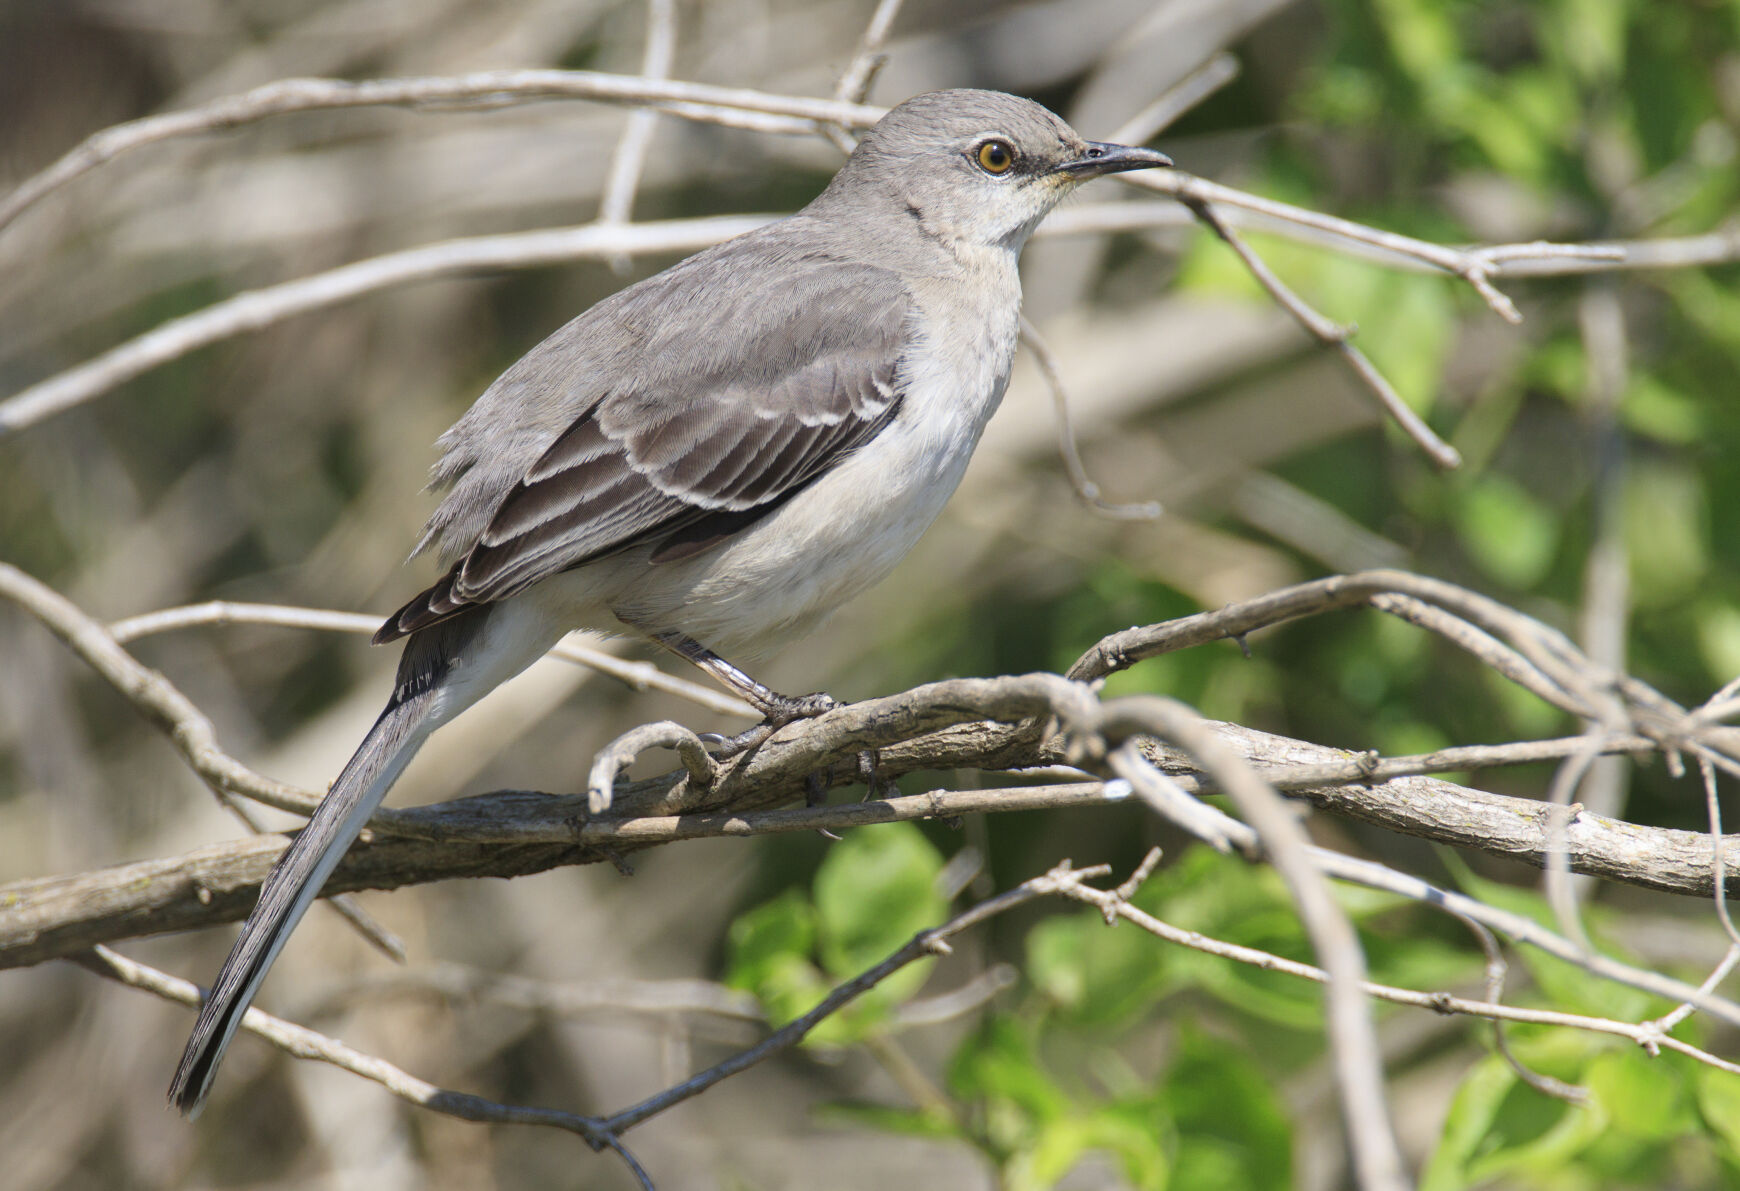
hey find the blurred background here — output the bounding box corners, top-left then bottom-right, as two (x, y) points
(4, 0), (1740, 1187)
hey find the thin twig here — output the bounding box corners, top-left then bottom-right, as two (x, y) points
(1650, 758), (1740, 1035)
(1069, 570), (1646, 741)
(822, 0), (907, 152)
(1042, 865), (1740, 1078)
(0, 199), (1195, 436)
(15, 562), (1740, 889)
(0, 215), (773, 436)
(1018, 315), (1162, 520)
(1105, 53), (1241, 146)
(1542, 740), (1607, 952)
(588, 720), (718, 815)
(892, 964), (1019, 1028)
(595, 861), (1102, 1135)
(308, 961), (764, 1024)
(597, 0), (678, 273)
(107, 599), (753, 717)
(1451, 904), (1587, 1103)
(79, 862), (1740, 1186)
(0, 70), (885, 236)
(0, 196), (1684, 439)
(19, 557), (1740, 1093)
(1127, 170), (1628, 316)
(834, 0), (906, 105)
(1179, 193), (1462, 470)
(1366, 592), (1594, 717)
(74, 947), (633, 1156)
(0, 562), (321, 815)
(201, 766), (405, 962)
(1575, 281), (1633, 814)
(1107, 742), (1740, 1029)
(1699, 757), (1740, 948)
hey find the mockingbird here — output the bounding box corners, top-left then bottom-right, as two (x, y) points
(169, 87), (1170, 1114)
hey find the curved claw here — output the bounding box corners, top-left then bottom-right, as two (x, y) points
(703, 691), (843, 760)
(761, 690), (841, 725)
(703, 721), (778, 759)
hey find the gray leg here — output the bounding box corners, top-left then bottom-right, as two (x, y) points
(655, 632), (840, 755)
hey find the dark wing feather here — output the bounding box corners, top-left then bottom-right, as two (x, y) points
(376, 255), (909, 644)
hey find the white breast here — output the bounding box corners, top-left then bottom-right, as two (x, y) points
(598, 252), (1025, 655)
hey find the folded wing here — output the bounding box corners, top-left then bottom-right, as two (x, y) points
(377, 253), (910, 643)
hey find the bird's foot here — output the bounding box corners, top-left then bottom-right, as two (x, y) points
(702, 689), (842, 759)
(654, 634), (845, 758)
(802, 747), (881, 840)
(856, 746), (887, 800)
(757, 689), (842, 723)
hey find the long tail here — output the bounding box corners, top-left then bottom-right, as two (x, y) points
(169, 608), (529, 1116)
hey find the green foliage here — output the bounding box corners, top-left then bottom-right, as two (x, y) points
(731, 839), (1511, 1187)
(813, 819), (950, 981)
(1408, 863), (1740, 1188)
(735, 781), (1740, 1189)
(1453, 473), (1560, 589)
(726, 822), (947, 1046)
(1422, 1045), (1738, 1190)
(942, 910), (1298, 1191)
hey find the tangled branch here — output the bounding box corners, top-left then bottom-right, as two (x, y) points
(6, 23), (1740, 1187)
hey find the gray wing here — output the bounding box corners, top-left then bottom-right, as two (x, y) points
(377, 249), (910, 643)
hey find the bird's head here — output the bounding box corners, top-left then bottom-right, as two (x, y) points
(825, 89), (1172, 251)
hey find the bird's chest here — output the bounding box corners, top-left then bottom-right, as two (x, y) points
(838, 272), (1021, 530)
(897, 259), (1024, 468)
(750, 282), (1020, 594)
(623, 260), (1025, 650)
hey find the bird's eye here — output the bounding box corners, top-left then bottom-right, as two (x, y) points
(976, 140), (1016, 174)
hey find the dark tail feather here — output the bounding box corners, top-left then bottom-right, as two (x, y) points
(168, 677), (440, 1116)
(374, 566), (469, 644)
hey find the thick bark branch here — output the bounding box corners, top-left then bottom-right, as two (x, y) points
(8, 707), (1737, 969)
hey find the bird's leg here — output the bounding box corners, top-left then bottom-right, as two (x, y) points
(655, 633), (841, 757)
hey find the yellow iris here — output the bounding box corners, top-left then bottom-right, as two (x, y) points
(977, 140), (1015, 174)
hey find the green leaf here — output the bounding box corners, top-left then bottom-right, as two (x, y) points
(1013, 1108), (1169, 1191)
(1371, 0), (1463, 81)
(814, 822), (947, 980)
(1124, 851), (1325, 1029)
(724, 888), (816, 994)
(1423, 1056), (1518, 1191)
(1622, 372), (1706, 445)
(1027, 908), (1173, 1026)
(1550, 0), (1628, 83)
(1442, 858), (1660, 1022)
(1694, 1063), (1740, 1156)
(1587, 1049), (1691, 1141)
(1624, 462), (1709, 606)
(1462, 1085), (1606, 1184)
(1454, 473), (1560, 589)
(723, 886), (871, 1045)
(1425, 1053), (1607, 1187)
(1446, 82), (1555, 179)
(1165, 1028), (1292, 1190)
(1697, 600), (1740, 689)
(948, 1017), (1071, 1132)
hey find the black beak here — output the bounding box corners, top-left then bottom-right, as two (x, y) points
(1054, 141), (1174, 179)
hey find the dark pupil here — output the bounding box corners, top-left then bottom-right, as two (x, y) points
(986, 143), (1008, 168)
